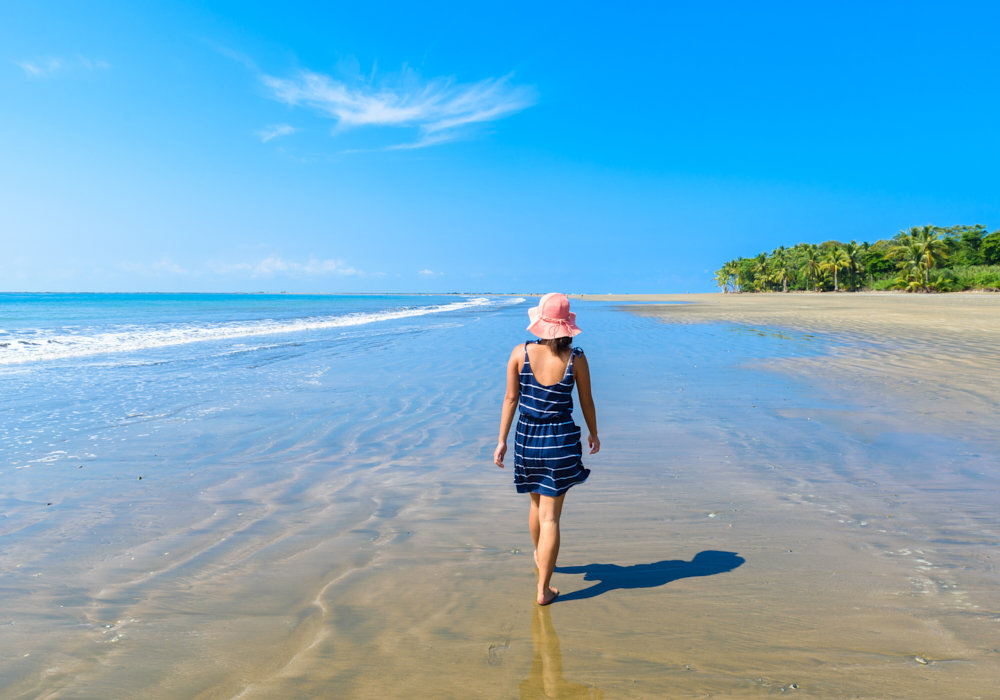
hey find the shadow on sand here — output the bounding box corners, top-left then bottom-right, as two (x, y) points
(554, 550), (745, 602)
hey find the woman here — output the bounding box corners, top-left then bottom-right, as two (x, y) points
(495, 293), (600, 605)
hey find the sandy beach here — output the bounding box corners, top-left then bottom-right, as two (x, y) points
(2, 294), (998, 698)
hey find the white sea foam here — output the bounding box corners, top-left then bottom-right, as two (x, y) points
(0, 297), (524, 366)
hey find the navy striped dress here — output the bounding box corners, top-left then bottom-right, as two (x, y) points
(514, 342), (590, 497)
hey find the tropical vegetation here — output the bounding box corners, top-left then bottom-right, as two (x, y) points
(716, 224), (1000, 293)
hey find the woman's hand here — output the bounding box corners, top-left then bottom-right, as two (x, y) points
(494, 440), (507, 468)
(588, 434), (601, 455)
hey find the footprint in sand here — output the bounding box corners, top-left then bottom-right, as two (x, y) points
(488, 641), (510, 666)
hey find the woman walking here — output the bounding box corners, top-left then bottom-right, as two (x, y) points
(495, 293), (600, 605)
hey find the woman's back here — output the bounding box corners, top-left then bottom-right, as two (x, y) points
(518, 342), (581, 421)
(524, 342), (573, 386)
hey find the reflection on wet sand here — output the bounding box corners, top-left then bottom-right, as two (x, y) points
(520, 605), (602, 699)
(555, 550), (744, 601)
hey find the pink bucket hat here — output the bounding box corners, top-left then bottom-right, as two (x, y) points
(527, 293), (582, 339)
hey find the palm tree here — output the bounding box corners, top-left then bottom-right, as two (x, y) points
(752, 253), (770, 292)
(726, 261), (738, 292)
(714, 268), (728, 292)
(770, 247), (790, 292)
(801, 245), (822, 291)
(714, 262), (737, 293)
(892, 274), (924, 292)
(913, 227), (948, 284)
(733, 258), (750, 293)
(890, 225), (948, 286)
(844, 240), (865, 291)
(821, 248), (850, 291)
(859, 241), (872, 287)
(891, 241), (929, 291)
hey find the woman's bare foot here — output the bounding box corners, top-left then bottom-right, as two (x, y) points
(536, 586), (559, 606)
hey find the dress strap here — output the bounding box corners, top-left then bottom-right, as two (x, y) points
(566, 347), (584, 377)
(563, 347), (576, 379)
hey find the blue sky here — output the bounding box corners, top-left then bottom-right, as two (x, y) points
(3, 1), (998, 293)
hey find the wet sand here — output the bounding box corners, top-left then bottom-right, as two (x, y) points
(3, 297), (999, 698)
(582, 292), (1000, 438)
(572, 293), (1000, 698)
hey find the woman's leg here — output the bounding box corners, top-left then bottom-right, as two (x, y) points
(529, 493), (541, 559)
(535, 492), (566, 605)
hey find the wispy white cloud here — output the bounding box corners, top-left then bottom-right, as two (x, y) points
(15, 55), (109, 79)
(213, 255), (363, 278)
(120, 258), (188, 275)
(208, 42), (259, 72)
(78, 55), (110, 71)
(260, 63), (536, 148)
(256, 124), (298, 143)
(418, 269), (438, 276)
(16, 58), (61, 78)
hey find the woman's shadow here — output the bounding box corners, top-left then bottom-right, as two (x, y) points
(554, 550), (744, 602)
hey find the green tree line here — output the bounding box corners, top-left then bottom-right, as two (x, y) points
(716, 224), (1000, 293)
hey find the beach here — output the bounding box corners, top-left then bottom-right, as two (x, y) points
(2, 293), (998, 698)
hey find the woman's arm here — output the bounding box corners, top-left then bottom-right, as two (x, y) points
(574, 353), (600, 454)
(494, 347), (521, 468)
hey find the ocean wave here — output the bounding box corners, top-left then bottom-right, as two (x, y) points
(0, 297), (523, 365)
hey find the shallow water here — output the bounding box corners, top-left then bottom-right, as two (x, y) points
(1, 295), (997, 698)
